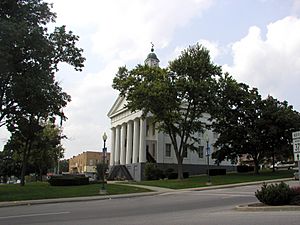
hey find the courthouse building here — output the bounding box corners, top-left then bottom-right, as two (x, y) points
(107, 47), (234, 181)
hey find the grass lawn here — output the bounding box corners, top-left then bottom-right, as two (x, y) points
(0, 182), (151, 202)
(135, 170), (295, 189)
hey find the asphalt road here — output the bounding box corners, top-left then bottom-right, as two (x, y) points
(0, 183), (300, 225)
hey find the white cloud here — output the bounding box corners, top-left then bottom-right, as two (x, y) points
(44, 0), (214, 158)
(223, 16), (300, 110)
(49, 0), (214, 63)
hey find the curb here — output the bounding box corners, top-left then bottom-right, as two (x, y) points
(184, 178), (294, 192)
(235, 203), (300, 211)
(0, 191), (159, 208)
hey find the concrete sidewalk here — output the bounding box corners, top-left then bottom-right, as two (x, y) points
(0, 178), (298, 209)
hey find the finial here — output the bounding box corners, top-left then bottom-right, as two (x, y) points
(151, 42), (154, 52)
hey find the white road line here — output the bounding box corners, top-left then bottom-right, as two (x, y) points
(0, 211), (70, 220)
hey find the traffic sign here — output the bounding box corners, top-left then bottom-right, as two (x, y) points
(293, 138), (300, 153)
(292, 131), (300, 140)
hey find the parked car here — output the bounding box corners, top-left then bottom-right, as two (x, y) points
(269, 161), (296, 170)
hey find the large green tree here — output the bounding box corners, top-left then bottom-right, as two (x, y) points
(211, 74), (300, 174)
(4, 122), (65, 181)
(113, 44), (221, 179)
(211, 74), (263, 173)
(0, 0), (85, 185)
(258, 96), (300, 171)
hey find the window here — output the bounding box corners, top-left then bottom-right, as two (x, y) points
(165, 144), (171, 157)
(183, 146), (188, 158)
(198, 146), (204, 158)
(89, 159), (93, 166)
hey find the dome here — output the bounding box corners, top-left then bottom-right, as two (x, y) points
(146, 52), (159, 61)
(145, 44), (160, 67)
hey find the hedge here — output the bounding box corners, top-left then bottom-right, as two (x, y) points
(48, 174), (89, 186)
(207, 168), (226, 176)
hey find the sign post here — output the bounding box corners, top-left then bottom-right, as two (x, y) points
(292, 131), (300, 181)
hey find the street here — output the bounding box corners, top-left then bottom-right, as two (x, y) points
(0, 183), (300, 225)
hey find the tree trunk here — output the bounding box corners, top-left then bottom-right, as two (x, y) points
(20, 156), (27, 186)
(177, 161), (184, 180)
(20, 139), (32, 186)
(253, 158), (260, 175)
(272, 150), (275, 172)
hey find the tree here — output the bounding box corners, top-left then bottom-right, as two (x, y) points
(211, 74), (300, 174)
(0, 0), (85, 185)
(0, 147), (22, 183)
(211, 74), (263, 174)
(258, 96), (300, 171)
(29, 123), (65, 180)
(4, 122), (65, 181)
(113, 44), (221, 179)
(59, 159), (69, 173)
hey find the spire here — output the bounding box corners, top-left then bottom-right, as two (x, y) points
(145, 42), (160, 67)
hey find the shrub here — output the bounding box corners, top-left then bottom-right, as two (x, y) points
(237, 165), (254, 173)
(165, 168), (175, 178)
(290, 186), (300, 205)
(96, 163), (108, 181)
(48, 175), (89, 186)
(166, 172), (189, 179)
(183, 172), (189, 179)
(207, 169), (226, 176)
(168, 172), (178, 179)
(255, 182), (292, 205)
(144, 163), (165, 180)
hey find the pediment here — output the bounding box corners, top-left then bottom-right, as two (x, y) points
(107, 95), (128, 118)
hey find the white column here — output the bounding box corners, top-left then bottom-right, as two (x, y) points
(109, 127), (116, 166)
(114, 126), (121, 165)
(132, 119), (139, 163)
(126, 121), (133, 164)
(139, 118), (146, 163)
(120, 123), (126, 165)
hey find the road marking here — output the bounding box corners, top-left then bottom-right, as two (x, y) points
(0, 211), (70, 220)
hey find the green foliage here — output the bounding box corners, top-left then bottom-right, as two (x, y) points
(59, 159), (69, 173)
(212, 74), (300, 174)
(236, 165), (254, 173)
(144, 163), (165, 180)
(4, 123), (65, 179)
(48, 175), (89, 186)
(113, 44), (221, 179)
(96, 162), (108, 181)
(255, 182), (292, 205)
(0, 0), (85, 185)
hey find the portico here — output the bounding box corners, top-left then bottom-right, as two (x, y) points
(109, 118), (148, 166)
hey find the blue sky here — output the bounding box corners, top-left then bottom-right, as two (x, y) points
(1, 0), (300, 159)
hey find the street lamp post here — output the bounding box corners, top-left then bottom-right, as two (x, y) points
(100, 132), (107, 194)
(204, 131), (211, 185)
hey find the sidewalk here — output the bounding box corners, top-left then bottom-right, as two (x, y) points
(0, 178), (298, 208)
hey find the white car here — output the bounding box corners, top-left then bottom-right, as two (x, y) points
(269, 162), (296, 170)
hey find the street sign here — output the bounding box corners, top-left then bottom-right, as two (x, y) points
(292, 131), (300, 140)
(293, 138), (300, 153)
(292, 131), (300, 163)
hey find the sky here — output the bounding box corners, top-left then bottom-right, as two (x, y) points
(1, 0), (300, 159)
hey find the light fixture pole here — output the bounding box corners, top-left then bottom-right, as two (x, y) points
(204, 131), (211, 185)
(100, 132), (107, 194)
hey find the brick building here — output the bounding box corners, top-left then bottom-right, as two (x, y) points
(69, 151), (110, 176)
